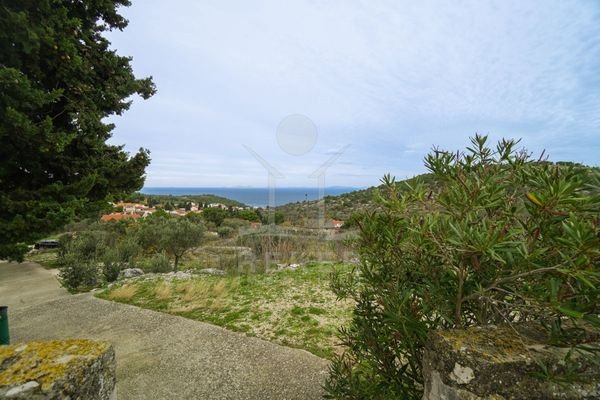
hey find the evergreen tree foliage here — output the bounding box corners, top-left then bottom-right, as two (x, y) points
(0, 0), (155, 260)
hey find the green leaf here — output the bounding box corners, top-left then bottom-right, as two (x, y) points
(557, 306), (584, 319)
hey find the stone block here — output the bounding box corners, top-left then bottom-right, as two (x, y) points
(422, 325), (599, 399)
(0, 339), (115, 399)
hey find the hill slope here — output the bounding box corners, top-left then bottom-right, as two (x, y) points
(275, 173), (434, 225)
(277, 162), (598, 226)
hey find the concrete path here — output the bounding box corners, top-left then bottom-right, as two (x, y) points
(0, 261), (69, 312)
(1, 261), (329, 399)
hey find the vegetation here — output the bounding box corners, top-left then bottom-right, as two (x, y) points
(326, 136), (599, 399)
(275, 174), (434, 226)
(0, 0), (154, 261)
(236, 226), (353, 266)
(4, 2), (596, 396)
(125, 193), (247, 208)
(99, 262), (354, 359)
(53, 202), (351, 291)
(25, 249), (61, 269)
(57, 215), (205, 291)
(138, 216), (205, 270)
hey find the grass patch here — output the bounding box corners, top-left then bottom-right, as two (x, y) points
(107, 284), (138, 301)
(308, 306), (325, 315)
(153, 282), (172, 301)
(25, 250), (61, 269)
(98, 263), (354, 359)
(290, 306), (305, 315)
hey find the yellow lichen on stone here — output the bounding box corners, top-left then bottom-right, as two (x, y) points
(0, 339), (111, 390)
(438, 327), (532, 363)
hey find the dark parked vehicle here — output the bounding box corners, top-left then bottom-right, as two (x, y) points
(34, 240), (60, 250)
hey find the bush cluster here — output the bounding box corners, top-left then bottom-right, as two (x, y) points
(58, 215), (205, 291)
(326, 136), (599, 399)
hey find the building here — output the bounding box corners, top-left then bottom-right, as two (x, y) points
(331, 219), (344, 232)
(100, 213), (141, 222)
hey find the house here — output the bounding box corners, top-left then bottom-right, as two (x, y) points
(331, 219), (344, 232)
(208, 203), (228, 209)
(171, 209), (188, 216)
(112, 202), (157, 217)
(114, 202), (146, 214)
(138, 206), (156, 217)
(100, 213), (141, 222)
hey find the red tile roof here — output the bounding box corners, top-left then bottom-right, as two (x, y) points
(100, 213), (141, 222)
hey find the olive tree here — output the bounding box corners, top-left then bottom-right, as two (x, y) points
(139, 217), (205, 270)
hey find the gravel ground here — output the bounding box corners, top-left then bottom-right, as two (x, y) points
(1, 262), (329, 399)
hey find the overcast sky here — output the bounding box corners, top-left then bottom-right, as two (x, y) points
(106, 0), (600, 188)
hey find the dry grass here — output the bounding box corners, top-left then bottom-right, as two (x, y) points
(180, 281), (209, 302)
(99, 263), (354, 359)
(107, 284), (137, 301)
(212, 278), (233, 297)
(153, 282), (172, 301)
(176, 279), (239, 309)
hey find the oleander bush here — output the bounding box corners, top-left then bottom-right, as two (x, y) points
(326, 135), (599, 399)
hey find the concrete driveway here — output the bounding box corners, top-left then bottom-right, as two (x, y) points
(1, 261), (329, 399)
(0, 261), (69, 312)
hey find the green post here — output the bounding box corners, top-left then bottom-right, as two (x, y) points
(0, 306), (9, 345)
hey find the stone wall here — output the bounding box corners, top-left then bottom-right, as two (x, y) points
(422, 325), (599, 400)
(0, 339), (115, 399)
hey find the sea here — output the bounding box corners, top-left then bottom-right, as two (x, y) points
(140, 187), (361, 207)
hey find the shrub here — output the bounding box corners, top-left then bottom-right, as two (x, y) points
(236, 209), (260, 222)
(222, 217), (249, 229)
(116, 237), (141, 266)
(67, 230), (111, 261)
(101, 248), (127, 282)
(202, 208), (227, 226)
(58, 230), (111, 290)
(326, 136), (599, 399)
(59, 254), (99, 291)
(58, 226), (140, 287)
(217, 226), (235, 238)
(147, 252), (172, 273)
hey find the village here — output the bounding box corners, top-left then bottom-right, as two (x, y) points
(100, 200), (249, 222)
(99, 199), (346, 233)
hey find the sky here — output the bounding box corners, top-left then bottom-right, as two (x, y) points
(106, 0), (600, 188)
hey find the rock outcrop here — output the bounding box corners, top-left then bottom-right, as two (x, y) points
(118, 268), (145, 279)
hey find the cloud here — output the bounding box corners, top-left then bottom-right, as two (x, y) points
(106, 0), (600, 187)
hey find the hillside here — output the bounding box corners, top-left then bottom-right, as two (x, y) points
(275, 173), (434, 225)
(126, 193), (248, 208)
(276, 162), (598, 226)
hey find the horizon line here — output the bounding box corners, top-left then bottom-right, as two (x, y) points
(140, 185), (366, 189)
